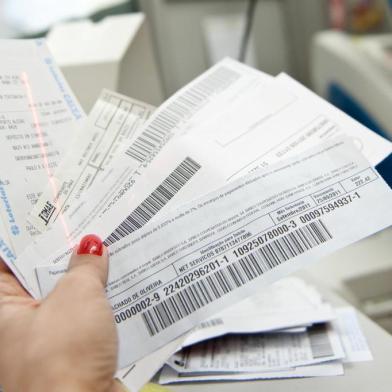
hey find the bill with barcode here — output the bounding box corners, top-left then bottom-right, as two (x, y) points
(16, 58), (267, 296)
(166, 323), (344, 374)
(28, 90), (155, 233)
(16, 55), (391, 297)
(36, 139), (392, 368)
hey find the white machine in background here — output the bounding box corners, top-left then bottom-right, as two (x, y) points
(310, 30), (392, 333)
(311, 30), (392, 140)
(47, 13), (164, 112)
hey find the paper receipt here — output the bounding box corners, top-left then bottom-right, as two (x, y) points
(36, 139), (392, 368)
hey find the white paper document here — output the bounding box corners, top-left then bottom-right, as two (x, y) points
(273, 73), (391, 167)
(159, 361), (344, 383)
(28, 90), (155, 232)
(15, 57), (392, 297)
(168, 323), (344, 373)
(333, 307), (372, 363)
(36, 139), (392, 368)
(0, 39), (84, 266)
(115, 336), (186, 392)
(17, 58), (270, 294)
(159, 305), (371, 384)
(182, 277), (335, 347)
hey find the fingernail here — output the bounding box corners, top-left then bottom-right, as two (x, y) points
(77, 234), (103, 256)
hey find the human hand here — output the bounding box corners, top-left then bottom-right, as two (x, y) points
(0, 235), (123, 392)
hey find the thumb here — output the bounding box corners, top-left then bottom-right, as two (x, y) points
(68, 234), (109, 287)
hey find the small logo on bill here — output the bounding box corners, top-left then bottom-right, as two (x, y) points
(38, 201), (56, 225)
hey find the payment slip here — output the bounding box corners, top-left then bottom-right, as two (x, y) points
(36, 139), (392, 368)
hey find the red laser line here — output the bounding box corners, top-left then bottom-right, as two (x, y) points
(21, 71), (72, 243)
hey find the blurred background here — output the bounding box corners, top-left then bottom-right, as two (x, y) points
(1, 0), (391, 135)
(0, 0), (391, 332)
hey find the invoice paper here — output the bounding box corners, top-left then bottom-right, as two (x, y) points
(273, 73), (392, 167)
(333, 307), (372, 362)
(17, 58), (271, 294)
(167, 323), (344, 373)
(182, 277), (335, 348)
(0, 39), (84, 267)
(28, 90), (154, 232)
(159, 306), (371, 384)
(36, 139), (392, 368)
(16, 59), (392, 296)
(159, 361), (344, 383)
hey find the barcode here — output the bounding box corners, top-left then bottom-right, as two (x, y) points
(308, 324), (334, 359)
(125, 66), (240, 163)
(141, 220), (332, 336)
(197, 318), (224, 330)
(104, 157), (201, 246)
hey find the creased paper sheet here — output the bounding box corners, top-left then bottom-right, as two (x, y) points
(168, 323), (344, 373)
(116, 336), (186, 392)
(36, 139), (392, 368)
(159, 306), (371, 384)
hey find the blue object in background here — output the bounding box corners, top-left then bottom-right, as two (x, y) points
(376, 155), (392, 188)
(328, 83), (392, 188)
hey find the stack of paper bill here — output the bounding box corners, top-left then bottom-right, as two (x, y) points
(158, 277), (372, 384)
(0, 39), (391, 391)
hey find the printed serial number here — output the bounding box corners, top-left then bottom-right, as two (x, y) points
(233, 221), (297, 258)
(115, 293), (160, 324)
(299, 193), (360, 223)
(164, 257), (229, 297)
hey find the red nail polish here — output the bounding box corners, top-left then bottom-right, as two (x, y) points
(77, 234), (103, 256)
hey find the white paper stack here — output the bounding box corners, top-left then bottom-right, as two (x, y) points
(158, 278), (373, 384)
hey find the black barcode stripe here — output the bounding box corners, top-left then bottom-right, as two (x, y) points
(125, 66), (240, 163)
(308, 324), (334, 359)
(104, 157), (201, 246)
(141, 220), (332, 336)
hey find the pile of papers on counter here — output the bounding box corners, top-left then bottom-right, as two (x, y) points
(157, 277), (372, 384)
(0, 39), (391, 391)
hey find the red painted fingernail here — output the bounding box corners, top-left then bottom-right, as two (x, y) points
(77, 234), (103, 256)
